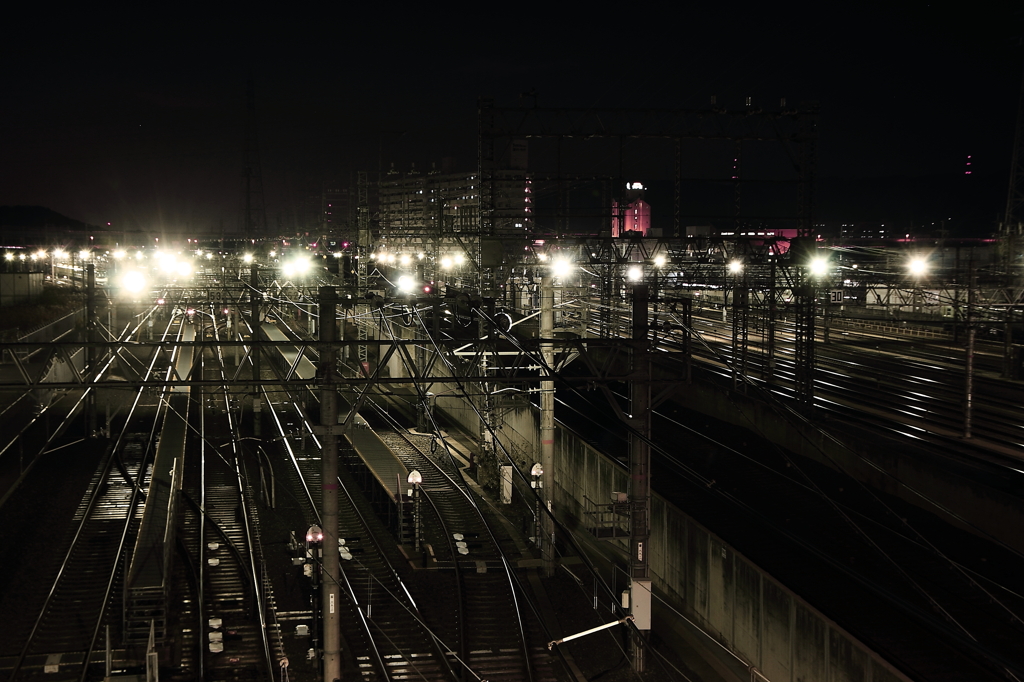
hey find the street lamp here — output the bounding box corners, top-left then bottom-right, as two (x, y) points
(530, 463), (544, 549)
(407, 470), (423, 552)
(304, 524), (323, 661)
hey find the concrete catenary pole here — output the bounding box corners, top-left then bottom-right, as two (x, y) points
(319, 286), (342, 681)
(629, 283), (652, 672)
(250, 265), (262, 436)
(86, 264), (97, 437)
(540, 274), (556, 577)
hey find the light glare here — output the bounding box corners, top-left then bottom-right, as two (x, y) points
(809, 257), (829, 277)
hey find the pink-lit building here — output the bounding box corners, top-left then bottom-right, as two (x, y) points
(611, 197), (651, 237)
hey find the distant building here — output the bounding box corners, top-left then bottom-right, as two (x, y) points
(0, 272), (43, 306)
(377, 168), (531, 240)
(611, 182), (651, 237)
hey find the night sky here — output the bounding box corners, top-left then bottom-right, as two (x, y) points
(2, 4), (1022, 236)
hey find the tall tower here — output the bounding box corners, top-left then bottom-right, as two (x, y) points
(1005, 62), (1024, 233)
(241, 80), (267, 238)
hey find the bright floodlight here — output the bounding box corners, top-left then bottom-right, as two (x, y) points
(35, 250), (46, 260)
(176, 261), (193, 278)
(397, 275), (415, 293)
(552, 259), (572, 278)
(113, 249), (126, 260)
(728, 260), (743, 274)
(135, 251), (144, 260)
(78, 250), (90, 260)
(627, 265), (643, 282)
(283, 258), (309, 278)
(3, 253), (12, 261)
(809, 257), (829, 277)
(440, 256), (453, 269)
(242, 253), (254, 263)
(53, 249), (67, 260)
(121, 270), (146, 294)
(653, 254), (666, 267)
(399, 254), (412, 266)
(407, 470), (423, 485)
(908, 257), (928, 277)
(454, 253), (465, 265)
(159, 255), (178, 273)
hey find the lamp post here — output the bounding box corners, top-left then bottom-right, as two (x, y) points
(408, 470), (423, 552)
(305, 524), (323, 665)
(530, 463), (543, 550)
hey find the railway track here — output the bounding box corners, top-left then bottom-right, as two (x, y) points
(0, 426), (153, 681)
(371, 417), (561, 682)
(258, 325), (457, 680)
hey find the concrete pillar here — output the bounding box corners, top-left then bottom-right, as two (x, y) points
(319, 286), (342, 681)
(540, 275), (556, 577)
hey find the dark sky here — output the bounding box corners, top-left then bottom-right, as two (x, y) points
(1, 4), (1022, 235)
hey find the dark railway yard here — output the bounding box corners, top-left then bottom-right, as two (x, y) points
(3, 303), (1024, 682)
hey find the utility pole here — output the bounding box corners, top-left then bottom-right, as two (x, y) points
(318, 286), (342, 681)
(86, 264), (97, 437)
(540, 274), (556, 577)
(965, 260), (976, 439)
(242, 80), (267, 239)
(250, 265), (262, 436)
(628, 283), (652, 672)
